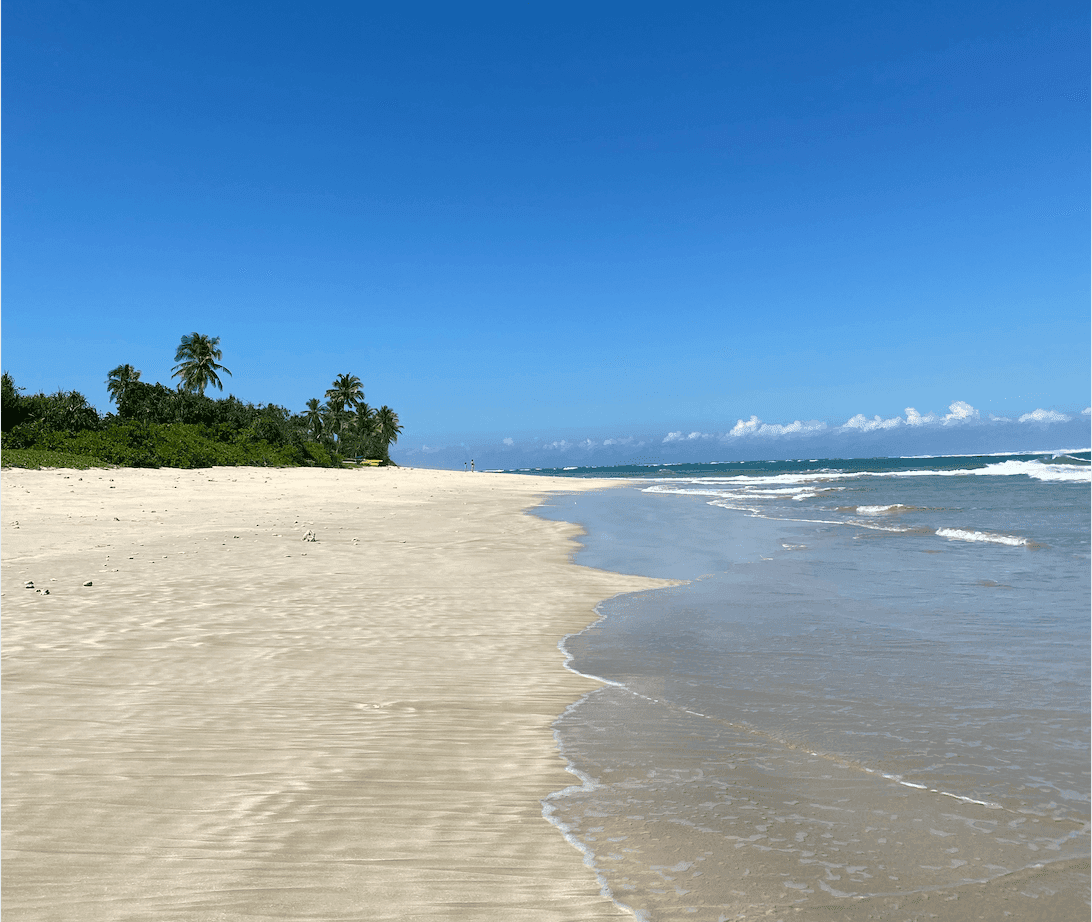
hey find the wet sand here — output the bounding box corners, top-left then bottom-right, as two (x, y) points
(1, 465), (668, 921)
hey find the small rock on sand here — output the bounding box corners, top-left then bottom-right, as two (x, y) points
(83, 581), (93, 587)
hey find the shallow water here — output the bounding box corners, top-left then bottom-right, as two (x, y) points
(533, 454), (1090, 920)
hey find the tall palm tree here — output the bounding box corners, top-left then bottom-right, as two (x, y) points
(303, 398), (325, 440)
(172, 333), (232, 395)
(324, 373), (364, 413)
(105, 364), (142, 405)
(376, 406), (402, 459)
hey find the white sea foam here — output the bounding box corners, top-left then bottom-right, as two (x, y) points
(936, 527), (1028, 547)
(973, 459), (1091, 483)
(643, 471), (863, 492)
(545, 604), (652, 922)
(641, 457), (1090, 493)
(856, 504), (911, 515)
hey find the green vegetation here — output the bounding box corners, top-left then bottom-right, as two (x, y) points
(2, 334), (400, 471)
(314, 371), (401, 464)
(1, 448), (112, 470)
(172, 332), (232, 395)
(105, 363), (142, 405)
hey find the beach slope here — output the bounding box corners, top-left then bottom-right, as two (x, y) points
(2, 466), (667, 921)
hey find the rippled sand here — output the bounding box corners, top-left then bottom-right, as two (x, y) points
(1, 466), (667, 921)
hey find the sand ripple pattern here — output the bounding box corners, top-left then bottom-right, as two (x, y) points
(2, 467), (667, 922)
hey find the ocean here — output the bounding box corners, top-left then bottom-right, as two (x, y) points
(526, 451), (1090, 921)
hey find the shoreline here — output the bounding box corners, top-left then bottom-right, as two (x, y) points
(530, 478), (1091, 920)
(1, 465), (671, 921)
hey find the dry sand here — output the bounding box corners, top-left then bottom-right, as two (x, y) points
(2, 465), (669, 921)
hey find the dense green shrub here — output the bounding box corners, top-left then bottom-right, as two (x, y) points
(1, 371), (353, 469)
(116, 381), (302, 446)
(300, 441), (337, 467)
(2, 421), (335, 469)
(117, 381), (198, 424)
(2, 374), (101, 433)
(2, 372), (30, 430)
(1, 448), (112, 470)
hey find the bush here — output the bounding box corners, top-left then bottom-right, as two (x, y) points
(1, 421), (338, 469)
(1, 448), (112, 470)
(0, 372), (343, 469)
(2, 372), (30, 430)
(300, 441), (336, 467)
(1, 376), (101, 433)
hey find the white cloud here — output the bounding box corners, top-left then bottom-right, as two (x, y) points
(839, 401), (976, 432)
(757, 419), (826, 437)
(988, 414), (1012, 422)
(545, 440), (569, 450)
(843, 413), (902, 432)
(603, 436), (636, 446)
(578, 438), (597, 449)
(663, 430), (709, 443)
(943, 400), (979, 424)
(724, 415), (825, 438)
(1083, 407), (1091, 415)
(904, 407), (938, 426)
(502, 437), (514, 446)
(729, 415), (761, 437)
(1018, 408), (1071, 424)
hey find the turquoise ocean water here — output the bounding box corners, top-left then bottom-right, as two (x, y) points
(527, 451), (1090, 921)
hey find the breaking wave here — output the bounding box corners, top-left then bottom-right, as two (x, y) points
(935, 527), (1028, 547)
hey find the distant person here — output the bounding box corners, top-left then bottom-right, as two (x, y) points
(471, 460), (475, 472)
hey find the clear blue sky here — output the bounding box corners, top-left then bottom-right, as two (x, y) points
(4, 1), (1088, 466)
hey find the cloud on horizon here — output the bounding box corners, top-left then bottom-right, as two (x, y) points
(657, 400), (1083, 446)
(943, 400), (980, 423)
(1019, 408), (1071, 424)
(843, 413), (901, 432)
(663, 430), (711, 442)
(399, 398), (1089, 467)
(725, 416), (828, 438)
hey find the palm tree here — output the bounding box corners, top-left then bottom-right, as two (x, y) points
(324, 373), (364, 413)
(172, 333), (232, 395)
(343, 403), (377, 458)
(105, 364), (142, 405)
(322, 397), (349, 446)
(303, 398), (325, 440)
(376, 406), (402, 460)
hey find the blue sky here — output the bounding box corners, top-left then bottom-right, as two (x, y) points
(4, 1), (1088, 467)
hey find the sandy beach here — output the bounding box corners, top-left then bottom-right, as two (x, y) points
(2, 465), (668, 921)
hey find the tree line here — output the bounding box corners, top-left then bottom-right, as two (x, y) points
(2, 333), (401, 470)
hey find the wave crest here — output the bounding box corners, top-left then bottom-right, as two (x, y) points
(976, 460), (1091, 483)
(936, 527), (1028, 547)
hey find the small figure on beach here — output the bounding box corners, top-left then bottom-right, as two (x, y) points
(470, 459), (475, 472)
